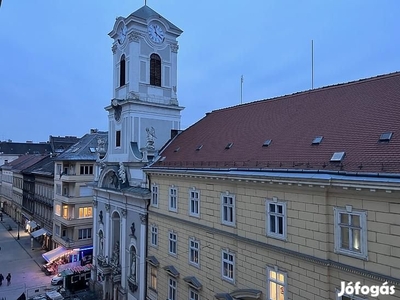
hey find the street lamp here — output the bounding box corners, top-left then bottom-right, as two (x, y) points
(17, 221), (20, 240)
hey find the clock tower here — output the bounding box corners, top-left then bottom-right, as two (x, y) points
(91, 5), (183, 300)
(106, 4), (184, 163)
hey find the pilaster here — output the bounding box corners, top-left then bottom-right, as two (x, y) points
(139, 213), (147, 300)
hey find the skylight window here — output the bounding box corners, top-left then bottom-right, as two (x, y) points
(174, 147), (180, 152)
(379, 132), (393, 142)
(312, 136), (323, 145)
(89, 147), (96, 153)
(225, 143), (233, 149)
(196, 145), (203, 151)
(262, 139), (272, 147)
(330, 151), (345, 162)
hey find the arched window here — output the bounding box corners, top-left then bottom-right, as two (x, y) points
(150, 54), (161, 87)
(119, 55), (126, 87)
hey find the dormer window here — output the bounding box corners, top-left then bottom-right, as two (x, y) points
(119, 55), (126, 87)
(150, 53), (161, 87)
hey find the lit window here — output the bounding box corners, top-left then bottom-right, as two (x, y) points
(79, 207), (93, 218)
(149, 266), (157, 291)
(169, 186), (178, 212)
(55, 204), (61, 216)
(221, 249), (234, 283)
(189, 238), (199, 267)
(266, 199), (287, 240)
(267, 267), (286, 300)
(334, 207), (367, 259)
(151, 185), (159, 207)
(189, 189), (200, 217)
(221, 193), (235, 226)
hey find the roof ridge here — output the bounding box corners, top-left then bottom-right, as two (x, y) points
(214, 71), (400, 113)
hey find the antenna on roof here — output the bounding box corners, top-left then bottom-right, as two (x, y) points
(240, 75), (244, 104)
(311, 40), (314, 89)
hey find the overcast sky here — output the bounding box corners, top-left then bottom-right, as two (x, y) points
(0, 0), (399, 142)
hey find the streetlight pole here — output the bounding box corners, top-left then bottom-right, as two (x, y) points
(17, 221), (20, 240)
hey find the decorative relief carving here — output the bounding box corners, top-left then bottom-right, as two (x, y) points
(118, 162), (126, 184)
(170, 43), (179, 53)
(121, 209), (127, 217)
(140, 213), (147, 224)
(105, 204), (110, 212)
(93, 200), (98, 208)
(146, 127), (156, 150)
(128, 31), (141, 42)
(112, 44), (117, 53)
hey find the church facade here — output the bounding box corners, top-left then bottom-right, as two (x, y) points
(90, 4), (183, 300)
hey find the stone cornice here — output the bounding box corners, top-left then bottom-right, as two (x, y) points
(150, 210), (400, 286)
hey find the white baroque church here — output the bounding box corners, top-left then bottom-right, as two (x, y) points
(90, 4), (183, 300)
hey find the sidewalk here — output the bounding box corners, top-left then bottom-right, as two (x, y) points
(0, 213), (55, 299)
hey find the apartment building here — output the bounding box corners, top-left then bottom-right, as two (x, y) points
(52, 130), (107, 252)
(144, 72), (400, 300)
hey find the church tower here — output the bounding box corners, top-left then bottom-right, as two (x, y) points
(90, 5), (183, 300)
(106, 5), (184, 164)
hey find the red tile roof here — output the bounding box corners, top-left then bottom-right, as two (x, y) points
(153, 72), (400, 174)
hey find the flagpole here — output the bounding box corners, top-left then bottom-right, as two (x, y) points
(240, 75), (243, 104)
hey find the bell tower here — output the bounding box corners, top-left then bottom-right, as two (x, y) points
(105, 4), (184, 163)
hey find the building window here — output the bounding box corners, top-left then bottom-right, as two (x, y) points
(151, 225), (158, 247)
(63, 205), (68, 219)
(56, 184), (61, 195)
(80, 165), (93, 175)
(116, 130), (121, 147)
(150, 53), (161, 87)
(169, 186), (178, 212)
(221, 193), (235, 226)
(334, 207), (367, 259)
(151, 185), (159, 207)
(55, 204), (61, 216)
(168, 277), (177, 300)
(149, 266), (157, 291)
(189, 189), (200, 217)
(55, 224), (60, 236)
(119, 55), (126, 87)
(79, 207), (93, 218)
(267, 267), (287, 300)
(189, 288), (200, 300)
(78, 228), (92, 240)
(56, 164), (62, 175)
(189, 238), (200, 267)
(221, 249), (235, 283)
(169, 231), (177, 255)
(266, 199), (287, 240)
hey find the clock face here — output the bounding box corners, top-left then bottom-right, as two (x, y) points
(117, 25), (127, 45)
(148, 23), (165, 44)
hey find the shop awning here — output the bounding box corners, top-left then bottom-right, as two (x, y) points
(31, 228), (49, 238)
(26, 220), (38, 230)
(42, 246), (69, 263)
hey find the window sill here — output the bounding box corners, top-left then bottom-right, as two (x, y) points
(189, 214), (200, 218)
(221, 277), (235, 286)
(335, 248), (368, 260)
(266, 233), (287, 241)
(221, 221), (236, 228)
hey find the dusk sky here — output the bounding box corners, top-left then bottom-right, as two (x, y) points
(0, 0), (399, 142)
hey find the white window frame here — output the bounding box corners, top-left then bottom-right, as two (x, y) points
(189, 188), (200, 217)
(168, 277), (177, 300)
(189, 288), (200, 300)
(267, 266), (287, 300)
(221, 249), (235, 283)
(221, 192), (235, 226)
(333, 206), (368, 259)
(335, 289), (366, 300)
(150, 225), (158, 247)
(266, 198), (287, 240)
(151, 184), (159, 207)
(169, 231), (177, 256)
(169, 186), (178, 212)
(189, 238), (200, 267)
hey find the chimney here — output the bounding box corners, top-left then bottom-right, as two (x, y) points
(26, 140), (33, 143)
(90, 129), (98, 134)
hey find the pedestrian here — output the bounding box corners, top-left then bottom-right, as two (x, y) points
(6, 273), (11, 286)
(0, 273), (4, 286)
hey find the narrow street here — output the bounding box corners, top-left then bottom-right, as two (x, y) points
(0, 213), (55, 299)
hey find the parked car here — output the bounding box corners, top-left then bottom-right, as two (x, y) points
(51, 273), (63, 285)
